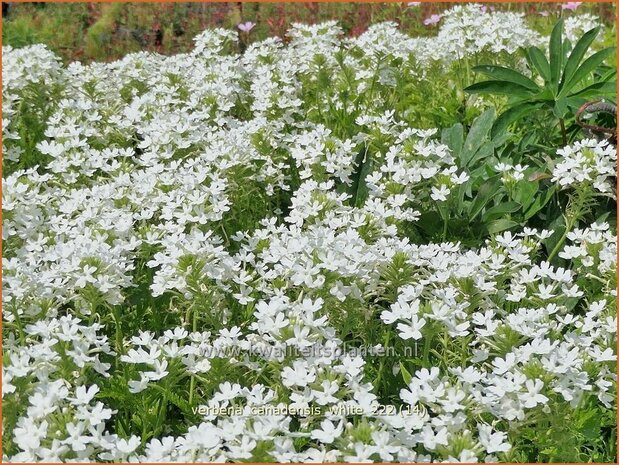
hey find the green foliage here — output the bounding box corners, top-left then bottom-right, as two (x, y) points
(466, 20), (616, 144)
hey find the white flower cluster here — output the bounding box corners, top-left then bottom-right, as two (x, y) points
(551, 138), (617, 196)
(2, 7), (615, 464)
(431, 4), (544, 60)
(564, 13), (605, 44)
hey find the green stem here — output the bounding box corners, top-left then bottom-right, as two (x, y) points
(559, 118), (567, 146)
(548, 188), (593, 261)
(10, 305), (26, 344)
(547, 217), (571, 262)
(375, 331), (391, 390)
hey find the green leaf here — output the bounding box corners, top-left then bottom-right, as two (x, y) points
(553, 97), (568, 119)
(487, 218), (519, 234)
(466, 140), (494, 168)
(524, 186), (556, 221)
(469, 176), (502, 221)
(560, 27), (600, 92)
(473, 65), (540, 91)
(460, 108), (495, 167)
(492, 102), (542, 138)
(562, 47), (616, 95)
(349, 145), (372, 207)
(482, 201), (522, 222)
(441, 123), (464, 156)
(512, 179), (539, 211)
(568, 79), (617, 99)
(527, 46), (551, 81)
(400, 362), (413, 385)
(549, 19), (564, 93)
(465, 80), (537, 98)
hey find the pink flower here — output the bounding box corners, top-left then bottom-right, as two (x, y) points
(237, 22), (255, 33)
(539, 10), (549, 16)
(561, 2), (582, 10)
(423, 14), (442, 26)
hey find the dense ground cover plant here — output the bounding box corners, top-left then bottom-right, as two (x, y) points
(2, 4), (617, 463)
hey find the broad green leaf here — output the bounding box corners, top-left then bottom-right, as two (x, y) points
(553, 97), (568, 119)
(469, 176), (502, 221)
(441, 123), (464, 156)
(549, 19), (564, 93)
(460, 108), (495, 167)
(473, 65), (540, 91)
(465, 80), (537, 98)
(487, 219), (519, 234)
(512, 179), (539, 211)
(528, 46), (550, 81)
(492, 102), (542, 138)
(562, 47), (616, 95)
(466, 140), (495, 168)
(560, 27), (600, 92)
(482, 201), (522, 222)
(524, 186), (556, 221)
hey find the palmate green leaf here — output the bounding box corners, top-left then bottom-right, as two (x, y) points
(561, 47), (616, 96)
(465, 80), (537, 98)
(560, 26), (600, 92)
(526, 46), (551, 81)
(473, 65), (540, 91)
(549, 19), (565, 93)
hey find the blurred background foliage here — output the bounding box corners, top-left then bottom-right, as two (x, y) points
(2, 2), (617, 63)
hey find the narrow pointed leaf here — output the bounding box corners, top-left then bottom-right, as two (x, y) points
(549, 19), (564, 93)
(473, 65), (540, 91)
(528, 46), (550, 81)
(560, 27), (600, 92)
(491, 102), (542, 138)
(465, 80), (537, 98)
(562, 47), (615, 94)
